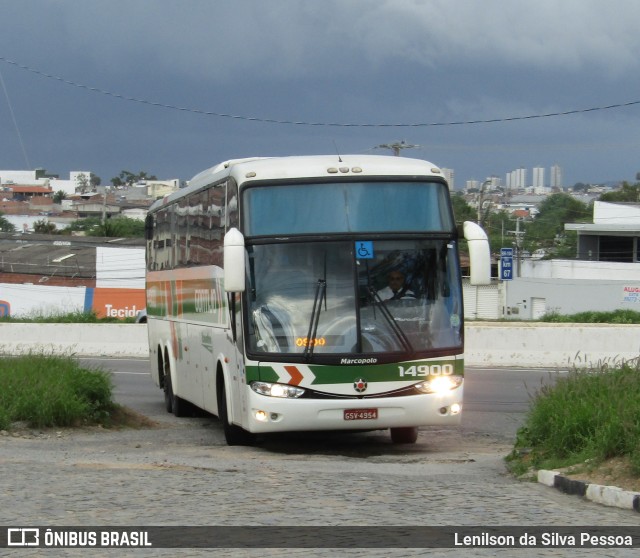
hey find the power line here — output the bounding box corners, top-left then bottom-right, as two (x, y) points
(2, 55), (640, 128)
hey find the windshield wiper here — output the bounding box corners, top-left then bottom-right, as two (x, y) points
(303, 279), (326, 361)
(367, 285), (414, 354)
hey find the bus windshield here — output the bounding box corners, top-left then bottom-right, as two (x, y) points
(246, 239), (462, 359)
(243, 181), (454, 235)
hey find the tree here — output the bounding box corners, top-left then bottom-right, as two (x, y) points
(75, 174), (90, 194)
(483, 210), (514, 252)
(90, 217), (145, 238)
(524, 193), (590, 249)
(111, 170), (157, 187)
(599, 182), (640, 203)
(450, 193), (475, 224)
(62, 216), (145, 238)
(53, 190), (66, 204)
(33, 219), (57, 234)
(0, 212), (15, 232)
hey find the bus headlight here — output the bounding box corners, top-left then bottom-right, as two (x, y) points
(415, 375), (463, 395)
(251, 381), (305, 399)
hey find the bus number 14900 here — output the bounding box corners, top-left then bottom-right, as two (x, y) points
(399, 364), (454, 377)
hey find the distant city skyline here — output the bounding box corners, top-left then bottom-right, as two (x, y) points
(464, 163), (567, 192)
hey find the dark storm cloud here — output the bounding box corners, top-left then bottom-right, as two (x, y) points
(1, 0), (640, 186)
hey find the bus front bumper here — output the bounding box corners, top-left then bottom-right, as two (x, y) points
(243, 387), (463, 434)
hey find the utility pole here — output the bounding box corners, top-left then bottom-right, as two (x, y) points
(508, 217), (525, 277)
(101, 185), (111, 225)
(101, 188), (107, 225)
(477, 179), (492, 228)
(375, 140), (420, 156)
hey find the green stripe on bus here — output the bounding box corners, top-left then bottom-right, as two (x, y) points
(247, 359), (463, 385)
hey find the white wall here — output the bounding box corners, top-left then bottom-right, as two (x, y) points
(520, 259), (640, 281)
(95, 247), (145, 289)
(121, 208), (147, 221)
(504, 277), (640, 319)
(48, 179), (78, 196)
(0, 323), (149, 357)
(0, 283), (86, 317)
(3, 215), (74, 232)
(594, 201), (640, 223)
(0, 170), (41, 184)
(0, 323), (637, 366)
(465, 322), (640, 367)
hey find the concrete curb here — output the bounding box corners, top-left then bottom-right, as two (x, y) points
(538, 470), (640, 513)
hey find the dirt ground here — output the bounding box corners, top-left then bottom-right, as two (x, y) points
(560, 456), (640, 493)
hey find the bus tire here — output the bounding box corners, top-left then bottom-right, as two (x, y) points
(163, 378), (173, 414)
(390, 426), (419, 444)
(217, 376), (254, 446)
(160, 352), (173, 413)
(163, 361), (188, 417)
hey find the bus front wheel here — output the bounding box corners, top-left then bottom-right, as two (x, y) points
(390, 427), (419, 444)
(217, 377), (254, 446)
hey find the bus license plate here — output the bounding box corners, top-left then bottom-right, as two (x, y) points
(344, 408), (378, 421)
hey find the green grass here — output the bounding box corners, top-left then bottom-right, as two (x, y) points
(0, 354), (115, 430)
(540, 309), (640, 324)
(0, 310), (135, 324)
(507, 361), (640, 476)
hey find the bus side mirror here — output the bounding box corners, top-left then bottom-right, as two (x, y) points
(463, 221), (491, 285)
(224, 227), (246, 292)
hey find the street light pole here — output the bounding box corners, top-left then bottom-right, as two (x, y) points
(375, 140), (420, 156)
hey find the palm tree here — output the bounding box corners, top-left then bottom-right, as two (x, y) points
(0, 213), (15, 232)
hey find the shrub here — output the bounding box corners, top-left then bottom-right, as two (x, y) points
(508, 361), (640, 474)
(0, 354), (114, 429)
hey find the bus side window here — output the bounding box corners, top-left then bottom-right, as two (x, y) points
(188, 189), (208, 266)
(208, 184), (225, 268)
(226, 179), (239, 230)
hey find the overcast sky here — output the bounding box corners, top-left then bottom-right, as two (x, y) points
(1, 0), (640, 189)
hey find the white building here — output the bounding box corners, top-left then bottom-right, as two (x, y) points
(506, 167), (527, 190)
(50, 172), (93, 196)
(532, 166), (545, 192)
(0, 169), (93, 197)
(486, 175), (501, 189)
(550, 164), (563, 189)
(441, 168), (455, 191)
(146, 179), (181, 200)
(0, 169), (49, 186)
(499, 201), (640, 319)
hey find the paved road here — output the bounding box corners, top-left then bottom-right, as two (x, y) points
(1, 359), (638, 557)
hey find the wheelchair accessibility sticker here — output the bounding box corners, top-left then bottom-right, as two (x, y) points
(355, 241), (374, 259)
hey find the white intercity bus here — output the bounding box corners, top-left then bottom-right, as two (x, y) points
(144, 155), (490, 445)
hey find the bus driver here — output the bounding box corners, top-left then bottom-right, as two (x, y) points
(377, 271), (415, 301)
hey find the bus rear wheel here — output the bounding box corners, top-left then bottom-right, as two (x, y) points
(390, 427), (419, 444)
(163, 366), (189, 417)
